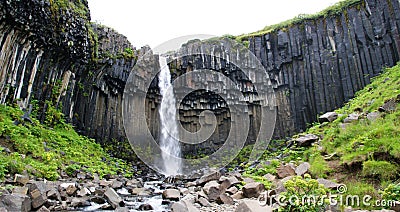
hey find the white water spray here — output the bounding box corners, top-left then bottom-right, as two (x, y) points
(158, 56), (182, 176)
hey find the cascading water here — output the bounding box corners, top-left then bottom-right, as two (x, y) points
(158, 56), (182, 176)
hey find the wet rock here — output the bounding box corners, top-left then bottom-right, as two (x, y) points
(0, 194), (31, 212)
(162, 189), (180, 201)
(295, 162), (310, 176)
(130, 187), (151, 196)
(197, 171), (221, 185)
(14, 174), (29, 185)
(139, 203), (153, 211)
(242, 182), (265, 198)
(36, 205), (50, 212)
(343, 113), (359, 123)
(317, 179), (339, 189)
(197, 197), (210, 207)
(77, 187), (91, 197)
(70, 197), (90, 207)
(216, 193), (234, 205)
(171, 201), (188, 212)
(319, 112), (338, 123)
(235, 199), (273, 212)
(277, 164), (296, 178)
(295, 134), (319, 147)
(104, 187), (124, 209)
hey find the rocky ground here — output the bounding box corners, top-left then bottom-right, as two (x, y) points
(1, 164), (399, 212)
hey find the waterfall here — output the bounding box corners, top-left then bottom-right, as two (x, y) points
(158, 56), (182, 176)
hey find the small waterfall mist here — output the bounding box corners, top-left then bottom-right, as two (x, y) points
(158, 56), (182, 176)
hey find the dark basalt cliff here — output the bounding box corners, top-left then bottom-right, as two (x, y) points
(1, 0), (400, 159)
(165, 0), (400, 145)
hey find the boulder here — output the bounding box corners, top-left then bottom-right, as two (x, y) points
(170, 201), (187, 212)
(263, 173), (276, 182)
(29, 182), (48, 209)
(216, 193), (234, 205)
(66, 184), (77, 196)
(14, 174), (29, 185)
(277, 164), (296, 178)
(203, 181), (220, 201)
(295, 134), (319, 147)
(231, 191), (244, 200)
(197, 171), (221, 185)
(343, 113), (359, 123)
(295, 162), (310, 176)
(162, 189), (180, 201)
(319, 112), (338, 123)
(235, 199), (273, 212)
(242, 182), (265, 198)
(367, 112), (380, 121)
(104, 187), (124, 209)
(0, 194), (31, 212)
(317, 179), (339, 189)
(197, 197), (210, 207)
(219, 176), (240, 192)
(12, 186), (29, 195)
(226, 186), (238, 195)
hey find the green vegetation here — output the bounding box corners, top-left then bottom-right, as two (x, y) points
(278, 175), (329, 212)
(49, 0), (89, 18)
(0, 104), (132, 180)
(238, 63), (400, 210)
(236, 0), (362, 41)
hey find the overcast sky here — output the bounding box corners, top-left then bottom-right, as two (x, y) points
(88, 0), (342, 50)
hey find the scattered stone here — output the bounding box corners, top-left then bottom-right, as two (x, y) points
(111, 179), (124, 189)
(343, 113), (359, 123)
(59, 183), (75, 190)
(29, 182), (48, 209)
(66, 184), (77, 196)
(203, 181), (221, 201)
(170, 201), (187, 212)
(295, 162), (310, 176)
(70, 197), (90, 207)
(139, 203), (154, 211)
(182, 199), (199, 212)
(379, 99), (397, 112)
(162, 189), (180, 201)
(296, 134), (319, 147)
(242, 182), (265, 198)
(263, 173), (276, 183)
(231, 191), (244, 200)
(197, 197), (211, 207)
(104, 187), (124, 209)
(36, 205), (50, 212)
(216, 193), (234, 205)
(179, 187), (189, 195)
(317, 179), (339, 189)
(130, 187), (150, 196)
(77, 187), (91, 197)
(226, 186), (238, 195)
(235, 199), (273, 212)
(12, 186), (29, 195)
(219, 176), (240, 192)
(0, 194), (31, 212)
(319, 112), (338, 123)
(197, 171), (221, 185)
(76, 172), (86, 180)
(277, 164), (296, 178)
(99, 180), (113, 187)
(242, 177), (255, 184)
(46, 189), (60, 201)
(126, 178), (142, 188)
(367, 112), (381, 121)
(14, 174), (29, 185)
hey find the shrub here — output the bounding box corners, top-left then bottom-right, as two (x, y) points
(362, 160), (399, 180)
(278, 175), (329, 212)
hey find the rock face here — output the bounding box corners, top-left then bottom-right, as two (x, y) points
(1, 0), (400, 159)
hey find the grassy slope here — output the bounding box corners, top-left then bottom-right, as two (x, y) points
(242, 63), (400, 209)
(0, 105), (132, 181)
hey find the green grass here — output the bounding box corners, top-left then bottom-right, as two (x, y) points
(0, 104), (132, 180)
(236, 0), (362, 41)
